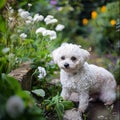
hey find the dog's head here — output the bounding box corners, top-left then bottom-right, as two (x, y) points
(52, 43), (90, 73)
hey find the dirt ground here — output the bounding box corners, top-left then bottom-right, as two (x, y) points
(83, 86), (120, 120)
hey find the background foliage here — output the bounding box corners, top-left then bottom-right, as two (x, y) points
(0, 0), (119, 120)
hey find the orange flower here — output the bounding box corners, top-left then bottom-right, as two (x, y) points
(91, 11), (97, 19)
(110, 20), (116, 26)
(82, 18), (88, 25)
(101, 6), (106, 13)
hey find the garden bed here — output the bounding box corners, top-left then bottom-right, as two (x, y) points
(9, 61), (120, 120)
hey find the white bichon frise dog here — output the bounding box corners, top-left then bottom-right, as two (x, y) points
(52, 43), (116, 113)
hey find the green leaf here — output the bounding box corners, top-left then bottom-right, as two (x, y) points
(0, 0), (6, 8)
(0, 15), (6, 33)
(17, 90), (34, 107)
(32, 89), (45, 97)
(2, 74), (21, 92)
(62, 100), (74, 110)
(55, 103), (64, 120)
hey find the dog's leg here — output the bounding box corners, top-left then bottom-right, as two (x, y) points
(99, 79), (116, 105)
(61, 87), (71, 100)
(100, 89), (116, 105)
(78, 91), (89, 113)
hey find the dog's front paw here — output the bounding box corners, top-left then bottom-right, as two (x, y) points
(78, 107), (86, 113)
(61, 95), (69, 100)
(61, 91), (70, 100)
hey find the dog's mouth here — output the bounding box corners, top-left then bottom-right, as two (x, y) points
(61, 66), (76, 73)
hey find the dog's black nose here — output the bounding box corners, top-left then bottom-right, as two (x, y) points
(64, 63), (69, 68)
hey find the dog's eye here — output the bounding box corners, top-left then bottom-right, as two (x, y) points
(71, 56), (77, 61)
(61, 56), (65, 60)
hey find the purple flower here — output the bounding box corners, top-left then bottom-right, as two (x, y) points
(50, 0), (57, 5)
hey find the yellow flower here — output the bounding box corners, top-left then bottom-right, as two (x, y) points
(91, 11), (97, 19)
(101, 6), (106, 13)
(110, 20), (116, 26)
(82, 18), (88, 25)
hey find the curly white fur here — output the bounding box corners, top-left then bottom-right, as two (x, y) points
(52, 43), (116, 113)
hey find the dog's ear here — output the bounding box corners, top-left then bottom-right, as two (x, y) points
(51, 48), (60, 64)
(79, 49), (90, 61)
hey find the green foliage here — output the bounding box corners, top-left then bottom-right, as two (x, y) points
(32, 89), (45, 98)
(44, 95), (74, 120)
(0, 73), (46, 120)
(0, 15), (6, 33)
(0, 0), (119, 119)
(88, 1), (119, 54)
(113, 59), (120, 84)
(0, 0), (6, 8)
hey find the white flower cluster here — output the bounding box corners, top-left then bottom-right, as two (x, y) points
(18, 8), (33, 25)
(20, 33), (27, 39)
(38, 66), (47, 79)
(55, 24), (65, 31)
(36, 27), (57, 40)
(6, 96), (25, 118)
(16, 7), (65, 40)
(44, 15), (58, 25)
(33, 14), (44, 22)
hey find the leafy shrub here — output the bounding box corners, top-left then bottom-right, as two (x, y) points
(88, 1), (119, 54)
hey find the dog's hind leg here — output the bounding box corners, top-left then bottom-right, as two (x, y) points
(99, 79), (116, 105)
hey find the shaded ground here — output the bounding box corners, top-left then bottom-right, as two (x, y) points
(85, 99), (120, 120)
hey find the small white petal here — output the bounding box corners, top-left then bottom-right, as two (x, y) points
(20, 33), (27, 39)
(36, 27), (46, 34)
(55, 24), (65, 31)
(19, 11), (30, 19)
(45, 19), (58, 25)
(38, 66), (47, 79)
(33, 14), (44, 22)
(2, 48), (10, 53)
(28, 3), (32, 7)
(26, 20), (32, 24)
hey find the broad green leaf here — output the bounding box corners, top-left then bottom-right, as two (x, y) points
(0, 0), (6, 8)
(0, 16), (6, 33)
(55, 103), (64, 120)
(32, 89), (45, 97)
(62, 100), (74, 110)
(2, 73), (21, 92)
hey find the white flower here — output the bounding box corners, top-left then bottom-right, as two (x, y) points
(9, 6), (14, 14)
(44, 15), (58, 25)
(2, 48), (10, 54)
(42, 30), (57, 40)
(48, 30), (57, 40)
(6, 96), (25, 118)
(45, 15), (54, 20)
(26, 20), (32, 24)
(20, 33), (27, 39)
(35, 27), (46, 34)
(55, 24), (65, 31)
(18, 8), (24, 13)
(26, 16), (33, 21)
(8, 53), (15, 59)
(33, 14), (44, 22)
(28, 3), (32, 7)
(9, 17), (14, 21)
(46, 18), (58, 25)
(38, 66), (47, 79)
(19, 10), (30, 19)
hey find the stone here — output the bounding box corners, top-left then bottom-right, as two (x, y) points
(63, 108), (82, 120)
(9, 62), (33, 90)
